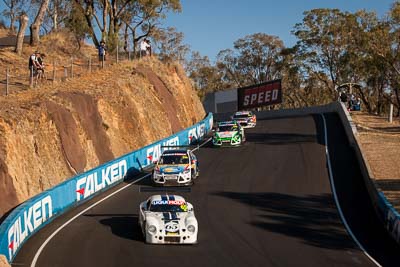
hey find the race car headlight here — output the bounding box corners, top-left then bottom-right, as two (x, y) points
(154, 167), (161, 175)
(148, 225), (157, 234)
(187, 225), (196, 233)
(183, 169), (191, 174)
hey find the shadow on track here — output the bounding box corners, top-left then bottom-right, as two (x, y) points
(84, 213), (143, 242)
(212, 191), (355, 250)
(245, 133), (317, 145)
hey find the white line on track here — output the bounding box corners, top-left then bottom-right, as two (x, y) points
(320, 114), (381, 267)
(30, 173), (150, 267)
(31, 137), (212, 267)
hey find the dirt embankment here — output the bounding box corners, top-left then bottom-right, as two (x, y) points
(0, 58), (205, 218)
(351, 112), (400, 210)
(0, 255), (10, 267)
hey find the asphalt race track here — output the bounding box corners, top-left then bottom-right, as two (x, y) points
(14, 113), (400, 267)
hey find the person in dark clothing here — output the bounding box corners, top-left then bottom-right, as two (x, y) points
(339, 91), (348, 103)
(36, 53), (46, 82)
(98, 40), (107, 68)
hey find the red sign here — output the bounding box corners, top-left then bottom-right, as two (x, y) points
(237, 80), (282, 110)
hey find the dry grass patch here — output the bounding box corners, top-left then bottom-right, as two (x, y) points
(351, 112), (400, 210)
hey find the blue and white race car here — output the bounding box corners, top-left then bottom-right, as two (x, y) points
(152, 150), (199, 186)
(139, 194), (198, 244)
(232, 111), (257, 128)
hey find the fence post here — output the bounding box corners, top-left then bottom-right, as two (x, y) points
(389, 103), (394, 123)
(116, 43), (119, 63)
(88, 56), (92, 73)
(128, 51), (131, 61)
(71, 57), (74, 78)
(30, 65), (34, 88)
(6, 67), (9, 96)
(52, 60), (56, 83)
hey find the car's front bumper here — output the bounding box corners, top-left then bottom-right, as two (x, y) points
(146, 233), (197, 244)
(212, 137), (241, 146)
(153, 173), (193, 186)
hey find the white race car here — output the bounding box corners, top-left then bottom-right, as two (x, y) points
(232, 111), (257, 128)
(139, 194), (198, 244)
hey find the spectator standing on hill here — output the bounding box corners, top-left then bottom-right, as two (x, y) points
(339, 91), (348, 103)
(28, 51), (41, 86)
(140, 38), (149, 58)
(349, 94), (356, 110)
(36, 52), (46, 81)
(146, 39), (152, 56)
(354, 97), (361, 111)
(98, 40), (107, 68)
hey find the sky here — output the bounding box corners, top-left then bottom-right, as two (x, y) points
(0, 0), (396, 62)
(163, 0), (397, 62)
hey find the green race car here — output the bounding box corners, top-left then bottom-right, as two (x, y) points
(212, 121), (245, 146)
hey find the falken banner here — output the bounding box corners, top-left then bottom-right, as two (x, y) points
(237, 79), (282, 110)
(0, 113), (213, 263)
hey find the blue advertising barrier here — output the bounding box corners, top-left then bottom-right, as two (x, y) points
(0, 113), (213, 263)
(377, 192), (400, 244)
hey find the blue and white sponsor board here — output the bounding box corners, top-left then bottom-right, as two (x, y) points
(377, 192), (400, 244)
(0, 113), (213, 263)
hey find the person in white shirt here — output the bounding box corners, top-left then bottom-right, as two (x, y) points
(28, 51), (41, 85)
(140, 38), (149, 58)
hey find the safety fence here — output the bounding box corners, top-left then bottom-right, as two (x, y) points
(0, 49), (145, 96)
(0, 113), (213, 263)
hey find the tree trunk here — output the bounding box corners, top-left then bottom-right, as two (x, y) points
(15, 14), (29, 55)
(9, 14), (16, 34)
(394, 87), (400, 117)
(123, 24), (129, 52)
(131, 29), (136, 55)
(53, 8), (58, 31)
(30, 0), (50, 46)
(356, 87), (372, 113)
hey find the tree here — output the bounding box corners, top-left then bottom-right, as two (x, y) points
(73, 0), (181, 52)
(30, 0), (50, 45)
(186, 51), (226, 93)
(1, 0), (26, 33)
(153, 27), (189, 62)
(216, 33), (284, 88)
(65, 1), (91, 50)
(293, 9), (359, 97)
(14, 12), (28, 55)
(45, 0), (71, 31)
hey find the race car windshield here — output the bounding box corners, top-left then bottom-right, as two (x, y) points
(160, 154), (189, 165)
(233, 114), (250, 119)
(149, 204), (187, 212)
(218, 125), (236, 132)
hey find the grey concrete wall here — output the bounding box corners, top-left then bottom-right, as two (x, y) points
(216, 101), (237, 113)
(203, 88), (238, 113)
(203, 93), (216, 113)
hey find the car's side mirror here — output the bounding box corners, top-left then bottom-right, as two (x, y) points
(186, 202), (194, 212)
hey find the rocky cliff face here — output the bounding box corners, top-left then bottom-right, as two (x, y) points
(0, 59), (205, 218)
(0, 255), (10, 267)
